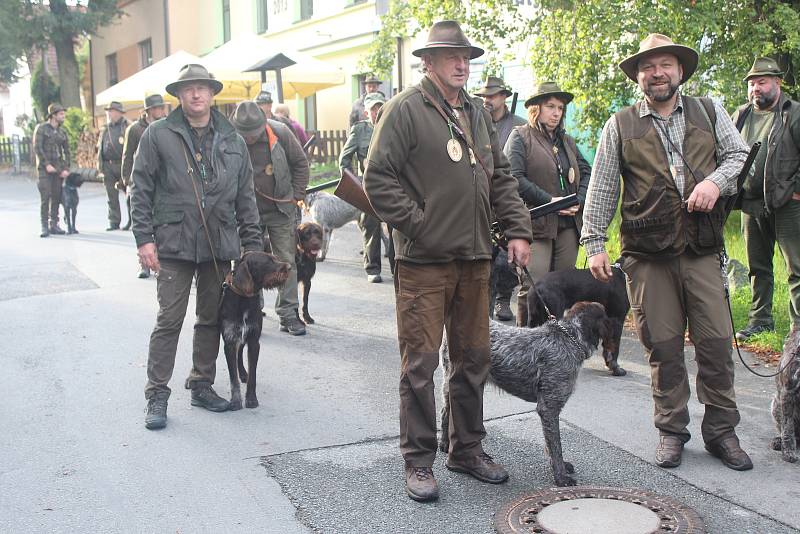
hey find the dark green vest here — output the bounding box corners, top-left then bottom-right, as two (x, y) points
(616, 96), (725, 259)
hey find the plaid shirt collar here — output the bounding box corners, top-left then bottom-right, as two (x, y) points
(639, 92), (684, 120)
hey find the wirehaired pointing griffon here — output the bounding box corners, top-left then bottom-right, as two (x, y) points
(771, 326), (800, 463)
(441, 302), (612, 486)
(220, 252), (290, 410)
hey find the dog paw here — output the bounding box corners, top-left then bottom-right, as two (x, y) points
(782, 450), (798, 463)
(229, 399), (242, 411)
(770, 436), (782, 451)
(303, 315), (315, 325)
(611, 366), (627, 376)
(245, 396), (259, 409)
(239, 372), (248, 384)
(564, 461), (575, 474)
(554, 474), (577, 487)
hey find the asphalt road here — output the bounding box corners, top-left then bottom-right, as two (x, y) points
(1, 174), (798, 533)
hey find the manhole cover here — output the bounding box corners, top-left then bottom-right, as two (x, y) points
(495, 486), (704, 534)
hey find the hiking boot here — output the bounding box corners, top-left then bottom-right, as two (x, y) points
(367, 274), (382, 283)
(190, 385), (230, 412)
(494, 301), (514, 321)
(735, 323), (774, 341)
(405, 466), (439, 502)
(446, 451), (509, 484)
(49, 224), (66, 235)
(280, 315), (307, 336)
(655, 435), (684, 468)
(138, 267), (150, 279)
(106, 224), (120, 231)
(40, 225), (49, 238)
(705, 434), (753, 471)
(145, 394), (169, 430)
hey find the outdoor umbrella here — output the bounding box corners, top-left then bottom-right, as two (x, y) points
(95, 50), (201, 109)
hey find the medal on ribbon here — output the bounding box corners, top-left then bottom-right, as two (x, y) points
(265, 163), (273, 175)
(568, 168), (575, 184)
(446, 120), (462, 162)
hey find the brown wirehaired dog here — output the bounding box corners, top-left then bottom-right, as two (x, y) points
(296, 222), (323, 325)
(771, 326), (800, 463)
(220, 251), (290, 410)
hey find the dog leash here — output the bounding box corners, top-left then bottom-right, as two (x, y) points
(520, 266), (587, 358)
(719, 250), (791, 378)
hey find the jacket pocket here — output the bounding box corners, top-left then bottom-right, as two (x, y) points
(216, 211), (240, 259)
(154, 211), (184, 255)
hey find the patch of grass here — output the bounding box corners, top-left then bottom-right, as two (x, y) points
(578, 208), (789, 354)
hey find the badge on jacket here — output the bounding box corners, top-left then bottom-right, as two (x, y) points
(447, 139), (462, 162)
(118, 136), (124, 145)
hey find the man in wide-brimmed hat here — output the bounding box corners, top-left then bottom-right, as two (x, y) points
(33, 103), (70, 237)
(731, 58), (800, 346)
(582, 34), (753, 472)
(130, 63), (262, 430)
(364, 20), (531, 502)
(231, 101), (310, 336)
(97, 101), (130, 230)
(122, 94), (167, 276)
(349, 74), (385, 126)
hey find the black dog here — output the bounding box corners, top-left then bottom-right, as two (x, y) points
(62, 172), (85, 234)
(525, 264), (629, 376)
(220, 251), (290, 410)
(441, 302), (612, 486)
(296, 222), (323, 325)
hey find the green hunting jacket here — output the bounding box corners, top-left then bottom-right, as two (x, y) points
(33, 122), (70, 177)
(339, 120), (373, 175)
(129, 106), (262, 262)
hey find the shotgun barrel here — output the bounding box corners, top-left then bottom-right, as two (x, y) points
(492, 194), (579, 248)
(305, 178), (340, 194)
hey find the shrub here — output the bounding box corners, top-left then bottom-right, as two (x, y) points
(62, 107), (90, 156)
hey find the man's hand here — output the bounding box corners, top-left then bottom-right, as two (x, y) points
(45, 164), (56, 174)
(137, 243), (160, 273)
(588, 252), (613, 283)
(506, 238), (531, 268)
(686, 180), (720, 213)
(59, 170), (69, 179)
(792, 192), (800, 201)
(550, 196), (580, 216)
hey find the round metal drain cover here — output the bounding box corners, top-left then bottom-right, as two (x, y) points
(495, 486), (704, 534)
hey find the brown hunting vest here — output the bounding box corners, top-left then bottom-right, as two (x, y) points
(616, 96), (725, 259)
(518, 124), (582, 240)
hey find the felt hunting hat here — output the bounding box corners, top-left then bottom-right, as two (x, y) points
(744, 57), (785, 81)
(363, 92), (386, 111)
(619, 33), (698, 84)
(104, 101), (124, 113)
(231, 101), (266, 138)
(524, 81), (574, 108)
(165, 63), (223, 97)
(143, 94), (166, 110)
(412, 20), (484, 60)
(363, 74), (382, 84)
(254, 90), (273, 104)
(47, 103), (65, 118)
(474, 76), (513, 97)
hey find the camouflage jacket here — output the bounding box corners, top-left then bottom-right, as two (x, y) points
(33, 122), (70, 177)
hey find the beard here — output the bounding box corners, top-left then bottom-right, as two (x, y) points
(751, 86), (778, 109)
(644, 78), (679, 102)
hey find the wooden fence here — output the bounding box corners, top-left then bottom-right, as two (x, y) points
(0, 136), (32, 166)
(305, 129), (349, 164)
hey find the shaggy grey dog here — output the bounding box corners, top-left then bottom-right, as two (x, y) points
(770, 326), (800, 463)
(305, 191), (389, 261)
(440, 301), (611, 486)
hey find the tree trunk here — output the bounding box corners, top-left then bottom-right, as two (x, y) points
(53, 32), (81, 109)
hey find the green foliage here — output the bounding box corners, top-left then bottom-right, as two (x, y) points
(62, 107), (90, 156)
(30, 61), (60, 120)
(365, 0), (800, 147)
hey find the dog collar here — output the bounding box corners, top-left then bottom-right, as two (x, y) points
(223, 271), (258, 298)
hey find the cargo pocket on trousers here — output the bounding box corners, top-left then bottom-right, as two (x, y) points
(155, 267), (178, 310)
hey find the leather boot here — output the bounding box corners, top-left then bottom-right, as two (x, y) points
(655, 435), (684, 468)
(40, 224), (49, 238)
(705, 434), (753, 471)
(145, 393), (169, 430)
(49, 224), (66, 235)
(446, 451), (509, 484)
(404, 466), (439, 502)
(190, 385), (230, 412)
